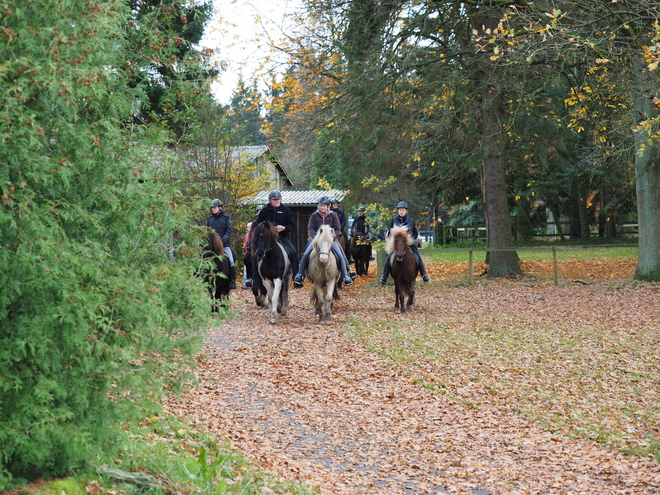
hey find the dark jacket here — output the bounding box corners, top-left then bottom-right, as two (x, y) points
(351, 216), (371, 238)
(389, 214), (419, 240)
(206, 211), (232, 245)
(331, 207), (347, 230)
(308, 209), (341, 239)
(255, 203), (295, 239)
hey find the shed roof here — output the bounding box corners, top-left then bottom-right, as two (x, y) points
(252, 190), (347, 206)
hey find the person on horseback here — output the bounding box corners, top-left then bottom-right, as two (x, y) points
(293, 196), (355, 288)
(330, 198), (348, 240)
(351, 206), (372, 239)
(206, 198), (236, 289)
(379, 201), (431, 285)
(255, 190), (299, 274)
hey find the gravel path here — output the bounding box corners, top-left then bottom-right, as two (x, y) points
(168, 277), (660, 495)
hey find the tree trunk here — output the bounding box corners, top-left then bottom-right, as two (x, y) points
(631, 53), (660, 280)
(478, 69), (522, 277)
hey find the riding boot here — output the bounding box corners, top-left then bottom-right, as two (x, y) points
(294, 246), (311, 288)
(414, 252), (431, 283)
(332, 245), (353, 286)
(380, 253), (392, 284)
(229, 265), (237, 290)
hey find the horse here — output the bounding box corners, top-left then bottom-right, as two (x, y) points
(350, 234), (372, 276)
(385, 225), (418, 313)
(201, 232), (231, 313)
(307, 225), (341, 324)
(336, 230), (350, 264)
(250, 221), (292, 324)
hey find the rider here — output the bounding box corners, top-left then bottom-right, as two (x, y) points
(255, 190), (299, 274)
(205, 198), (236, 289)
(350, 206), (372, 240)
(379, 200), (431, 285)
(330, 197), (351, 264)
(293, 196), (354, 288)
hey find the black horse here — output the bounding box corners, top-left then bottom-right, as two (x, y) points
(350, 234), (372, 276)
(201, 232), (231, 313)
(250, 221), (293, 324)
(386, 225), (417, 313)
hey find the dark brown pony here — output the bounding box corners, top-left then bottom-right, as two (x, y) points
(350, 234), (371, 276)
(250, 221), (292, 324)
(201, 232), (231, 312)
(385, 225), (417, 313)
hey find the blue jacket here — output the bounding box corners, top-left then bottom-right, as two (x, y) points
(331, 207), (347, 230)
(389, 215), (419, 240)
(206, 211), (233, 245)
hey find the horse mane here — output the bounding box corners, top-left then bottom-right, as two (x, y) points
(210, 232), (224, 255)
(313, 224), (334, 247)
(385, 225), (413, 254)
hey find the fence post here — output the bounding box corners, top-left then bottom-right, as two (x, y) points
(552, 247), (558, 285)
(376, 247), (387, 278)
(469, 250), (474, 283)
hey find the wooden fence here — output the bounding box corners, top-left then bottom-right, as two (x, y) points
(418, 244), (637, 285)
(431, 222), (639, 244)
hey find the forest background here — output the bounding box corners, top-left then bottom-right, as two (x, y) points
(1, 0), (660, 491)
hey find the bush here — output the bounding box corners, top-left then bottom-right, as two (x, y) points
(0, 1), (210, 488)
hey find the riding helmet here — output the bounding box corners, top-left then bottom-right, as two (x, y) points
(318, 196), (331, 205)
(330, 198), (339, 204)
(397, 201), (409, 209)
(268, 190), (282, 200)
(357, 206), (366, 212)
(210, 199), (222, 208)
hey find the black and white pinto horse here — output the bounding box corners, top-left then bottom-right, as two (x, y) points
(250, 221), (292, 324)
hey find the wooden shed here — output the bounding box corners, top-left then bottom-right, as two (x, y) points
(252, 190), (347, 257)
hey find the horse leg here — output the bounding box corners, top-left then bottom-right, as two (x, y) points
(280, 273), (291, 316)
(407, 287), (415, 311)
(324, 282), (336, 324)
(269, 278), (283, 324)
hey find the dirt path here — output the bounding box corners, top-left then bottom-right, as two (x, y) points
(167, 272), (660, 494)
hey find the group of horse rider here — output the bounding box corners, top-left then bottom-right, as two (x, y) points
(204, 191), (431, 291)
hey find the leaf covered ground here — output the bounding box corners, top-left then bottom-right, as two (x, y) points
(167, 258), (660, 494)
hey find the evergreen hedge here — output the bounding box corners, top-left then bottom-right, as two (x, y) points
(0, 0), (210, 488)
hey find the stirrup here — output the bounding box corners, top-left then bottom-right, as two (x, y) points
(343, 276), (353, 286)
(422, 274), (430, 283)
(380, 276), (387, 285)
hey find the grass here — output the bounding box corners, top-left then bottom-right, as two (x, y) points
(62, 412), (318, 495)
(421, 243), (638, 264)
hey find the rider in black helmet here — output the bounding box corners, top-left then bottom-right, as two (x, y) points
(293, 196), (354, 288)
(379, 200), (431, 284)
(255, 190), (299, 274)
(205, 198), (236, 289)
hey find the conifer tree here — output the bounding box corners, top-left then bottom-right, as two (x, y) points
(0, 0), (211, 487)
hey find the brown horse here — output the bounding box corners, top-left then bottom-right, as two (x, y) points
(385, 225), (417, 313)
(307, 225), (341, 324)
(350, 234), (371, 276)
(201, 232), (231, 313)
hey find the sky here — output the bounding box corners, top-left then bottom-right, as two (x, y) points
(202, 0), (304, 105)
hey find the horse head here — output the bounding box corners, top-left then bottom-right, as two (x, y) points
(386, 225), (414, 261)
(313, 225), (334, 263)
(252, 221), (278, 259)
